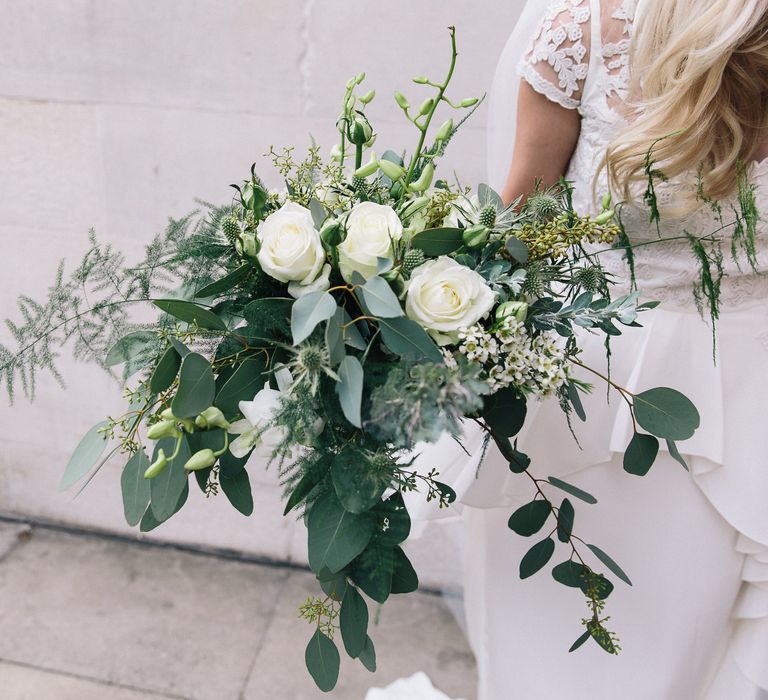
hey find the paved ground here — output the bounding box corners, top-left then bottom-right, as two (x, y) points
(0, 521), (477, 700)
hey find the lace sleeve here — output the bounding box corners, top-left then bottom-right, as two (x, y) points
(517, 0), (592, 110)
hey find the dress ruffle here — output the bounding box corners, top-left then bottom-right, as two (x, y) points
(407, 300), (768, 693)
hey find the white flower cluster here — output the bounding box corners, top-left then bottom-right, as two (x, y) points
(453, 317), (569, 397)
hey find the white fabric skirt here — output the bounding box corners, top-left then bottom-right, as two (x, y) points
(408, 301), (768, 698)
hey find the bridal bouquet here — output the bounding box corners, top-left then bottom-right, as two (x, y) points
(2, 28), (704, 691)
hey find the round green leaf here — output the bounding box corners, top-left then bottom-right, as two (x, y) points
(171, 353), (215, 419)
(551, 560), (587, 588)
(149, 437), (191, 521)
(633, 387), (700, 441)
(149, 345), (181, 394)
(215, 355), (267, 415)
(291, 291), (337, 345)
(361, 276), (403, 318)
(305, 629), (340, 692)
(220, 469), (254, 516)
(508, 499), (551, 537)
(378, 316), (443, 362)
(340, 586), (369, 658)
(483, 388), (527, 438)
(623, 432), (660, 476)
(332, 446), (387, 515)
(335, 355), (364, 428)
(410, 227), (464, 256)
(519, 537), (555, 579)
(373, 493), (411, 547)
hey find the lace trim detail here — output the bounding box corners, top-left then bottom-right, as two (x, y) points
(518, 0), (591, 108)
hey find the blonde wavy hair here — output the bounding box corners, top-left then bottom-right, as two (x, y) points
(606, 0), (768, 207)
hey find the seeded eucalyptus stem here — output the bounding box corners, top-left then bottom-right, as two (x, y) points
(403, 26), (458, 190)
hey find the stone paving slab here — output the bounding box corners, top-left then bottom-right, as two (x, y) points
(0, 660), (178, 700)
(0, 527), (288, 700)
(243, 569), (476, 700)
(0, 524), (477, 700)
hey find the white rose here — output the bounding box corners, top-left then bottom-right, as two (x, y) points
(339, 201), (403, 281)
(288, 263), (331, 299)
(405, 256), (496, 345)
(256, 202), (326, 285)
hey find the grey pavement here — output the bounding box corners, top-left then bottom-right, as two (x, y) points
(0, 522), (477, 700)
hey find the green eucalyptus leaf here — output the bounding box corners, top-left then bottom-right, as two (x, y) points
(220, 469), (253, 516)
(410, 227), (464, 256)
(168, 337), (191, 357)
(567, 383), (587, 422)
(551, 560), (588, 588)
(332, 445), (386, 514)
(215, 356), (267, 415)
(195, 264), (251, 298)
(557, 498), (575, 543)
(569, 629), (592, 653)
(307, 492), (374, 574)
(149, 437), (191, 521)
(508, 499), (551, 537)
(340, 586), (369, 658)
(587, 544), (633, 586)
(666, 439), (689, 471)
(483, 388), (527, 437)
(373, 492), (411, 547)
(378, 316), (442, 362)
(153, 299), (227, 331)
(350, 544), (394, 603)
(318, 568), (348, 602)
(121, 450), (151, 526)
(171, 353), (216, 419)
(633, 387), (700, 441)
(326, 309), (346, 366)
(505, 236), (529, 263)
(291, 291), (337, 345)
(335, 355), (364, 428)
(623, 432), (660, 476)
(361, 276), (403, 318)
(519, 537), (555, 579)
(59, 421), (110, 491)
(243, 297), (293, 338)
(149, 345), (181, 394)
(390, 546), (418, 594)
(105, 331), (157, 368)
(141, 481), (189, 532)
(305, 629), (340, 692)
(547, 476), (597, 505)
(359, 636), (377, 672)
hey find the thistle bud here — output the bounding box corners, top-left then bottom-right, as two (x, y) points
(144, 449), (169, 479)
(460, 97), (479, 107)
(412, 76), (429, 84)
(195, 406), (230, 431)
(418, 98), (434, 116)
(594, 210), (615, 226)
(435, 118), (453, 143)
(359, 89), (376, 105)
(462, 224), (489, 249)
(320, 219), (344, 247)
(601, 192), (613, 211)
(354, 152), (379, 179)
(378, 159), (406, 182)
(407, 163), (434, 193)
(147, 420), (181, 441)
(496, 301), (529, 323)
(394, 91), (410, 110)
(184, 448), (217, 472)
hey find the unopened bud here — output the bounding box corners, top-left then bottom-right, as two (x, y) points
(356, 71), (366, 84)
(418, 98), (434, 116)
(147, 420), (181, 441)
(195, 406), (230, 431)
(364, 133), (377, 148)
(237, 231), (259, 259)
(160, 408), (175, 421)
(496, 301), (529, 323)
(359, 89), (376, 105)
(594, 210), (615, 225)
(435, 118), (453, 143)
(144, 449), (169, 479)
(394, 91), (410, 110)
(320, 219), (344, 247)
(349, 117), (373, 145)
(184, 448), (217, 472)
(378, 159), (406, 182)
(407, 163), (434, 193)
(459, 97), (479, 107)
(601, 192), (613, 210)
(412, 76), (429, 84)
(462, 224), (489, 249)
(354, 152), (379, 179)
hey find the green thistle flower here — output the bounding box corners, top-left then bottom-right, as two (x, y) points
(402, 249), (426, 277)
(221, 215), (242, 244)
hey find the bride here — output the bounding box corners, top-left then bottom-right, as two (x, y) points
(383, 0), (768, 698)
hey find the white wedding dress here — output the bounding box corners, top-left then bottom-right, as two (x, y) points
(397, 0), (768, 698)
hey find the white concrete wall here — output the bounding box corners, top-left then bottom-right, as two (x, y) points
(0, 1), (524, 585)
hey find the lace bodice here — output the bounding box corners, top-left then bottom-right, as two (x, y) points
(517, 0), (768, 312)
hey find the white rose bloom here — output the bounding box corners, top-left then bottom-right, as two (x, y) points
(339, 201), (403, 281)
(405, 256), (496, 345)
(256, 202), (326, 285)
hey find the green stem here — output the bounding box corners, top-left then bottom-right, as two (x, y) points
(403, 26), (458, 190)
(355, 142), (363, 170)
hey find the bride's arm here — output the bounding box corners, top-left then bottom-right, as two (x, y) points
(501, 81), (581, 207)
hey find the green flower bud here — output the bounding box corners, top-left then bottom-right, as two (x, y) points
(601, 192), (613, 210)
(184, 448), (217, 472)
(462, 224), (489, 249)
(144, 449), (169, 479)
(412, 76), (429, 84)
(359, 89), (376, 105)
(180, 418), (196, 433)
(354, 152), (379, 179)
(238, 231), (259, 259)
(418, 98), (434, 116)
(345, 95), (355, 112)
(356, 71), (366, 84)
(496, 301), (529, 323)
(195, 406), (230, 431)
(378, 159), (406, 181)
(364, 133), (377, 148)
(349, 116), (373, 145)
(407, 163), (434, 193)
(460, 97), (479, 107)
(435, 118), (454, 143)
(394, 91), (410, 110)
(320, 219), (344, 247)
(594, 210), (615, 225)
(401, 195), (430, 219)
(160, 408), (175, 421)
(147, 420), (181, 441)
(346, 77), (356, 90)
